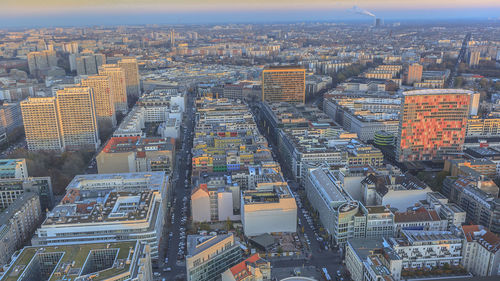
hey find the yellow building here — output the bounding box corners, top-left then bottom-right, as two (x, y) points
(466, 117), (500, 137)
(21, 97), (63, 151)
(407, 63), (423, 85)
(364, 71), (394, 80)
(262, 66), (305, 104)
(81, 75), (117, 128)
(99, 64), (128, 113)
(56, 87), (100, 151)
(118, 57), (141, 97)
(347, 145), (384, 167)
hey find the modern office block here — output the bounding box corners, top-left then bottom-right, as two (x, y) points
(241, 183), (297, 237)
(0, 241), (152, 281)
(397, 89), (473, 162)
(262, 66), (305, 104)
(31, 172), (169, 259)
(186, 234), (242, 281)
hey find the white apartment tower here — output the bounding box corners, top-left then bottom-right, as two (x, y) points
(21, 97), (63, 151)
(56, 87), (100, 150)
(81, 75), (117, 128)
(118, 57), (141, 97)
(99, 64), (128, 114)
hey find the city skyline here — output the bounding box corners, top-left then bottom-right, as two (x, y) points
(1, 1), (500, 279)
(1, 1), (500, 27)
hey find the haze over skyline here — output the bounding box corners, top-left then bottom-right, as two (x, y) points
(1, 0), (500, 28)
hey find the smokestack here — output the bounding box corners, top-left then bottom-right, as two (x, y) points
(351, 6), (376, 18)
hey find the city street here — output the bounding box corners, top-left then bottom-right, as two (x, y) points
(156, 93), (195, 281)
(251, 103), (344, 280)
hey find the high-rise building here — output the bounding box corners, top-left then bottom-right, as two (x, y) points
(0, 102), (24, 144)
(397, 89), (473, 162)
(468, 50), (481, 68)
(406, 63), (423, 85)
(118, 57), (141, 97)
(99, 64), (128, 114)
(27, 50), (57, 75)
(81, 75), (117, 128)
(62, 42), (79, 54)
(74, 53), (105, 75)
(170, 29), (175, 47)
(56, 87), (100, 151)
(21, 97), (63, 152)
(262, 66), (305, 104)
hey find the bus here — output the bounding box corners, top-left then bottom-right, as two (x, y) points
(322, 268), (332, 281)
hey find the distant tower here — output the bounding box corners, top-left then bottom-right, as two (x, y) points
(118, 57), (141, 98)
(99, 64), (128, 114)
(262, 66), (306, 104)
(468, 50), (481, 68)
(170, 29), (175, 47)
(81, 75), (117, 128)
(407, 63), (423, 85)
(375, 18), (383, 27)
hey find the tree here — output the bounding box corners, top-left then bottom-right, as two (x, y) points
(99, 119), (114, 144)
(494, 81), (500, 91)
(225, 217), (234, 231)
(277, 246), (283, 255)
(479, 78), (489, 90)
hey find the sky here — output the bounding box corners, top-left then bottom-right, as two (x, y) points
(1, 0), (500, 27)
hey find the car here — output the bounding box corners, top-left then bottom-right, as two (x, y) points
(153, 272), (161, 277)
(164, 258), (169, 263)
(165, 267), (172, 272)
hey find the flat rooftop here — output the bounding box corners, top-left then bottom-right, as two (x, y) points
(399, 230), (461, 244)
(187, 234), (233, 257)
(1, 241), (138, 281)
(101, 136), (174, 153)
(310, 168), (350, 203)
(44, 190), (156, 225)
(403, 89), (474, 96)
(0, 159), (24, 178)
(66, 172), (167, 192)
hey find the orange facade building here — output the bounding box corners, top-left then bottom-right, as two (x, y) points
(262, 66), (305, 104)
(397, 89), (473, 162)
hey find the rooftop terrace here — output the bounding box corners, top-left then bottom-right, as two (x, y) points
(1, 241), (138, 281)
